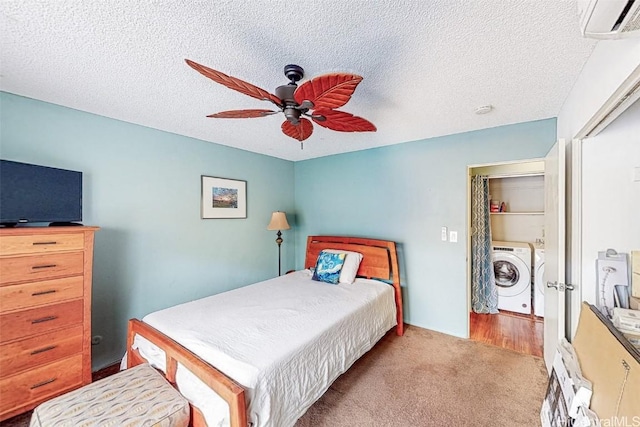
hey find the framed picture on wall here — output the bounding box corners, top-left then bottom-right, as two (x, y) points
(201, 176), (247, 219)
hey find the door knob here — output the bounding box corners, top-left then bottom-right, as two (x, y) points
(546, 281), (576, 291)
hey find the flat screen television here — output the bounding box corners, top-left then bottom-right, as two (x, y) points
(0, 160), (83, 227)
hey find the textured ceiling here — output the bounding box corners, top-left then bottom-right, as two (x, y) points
(0, 1), (596, 161)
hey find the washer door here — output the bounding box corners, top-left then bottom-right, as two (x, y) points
(493, 252), (530, 296)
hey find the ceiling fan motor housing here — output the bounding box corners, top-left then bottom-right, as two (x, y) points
(283, 107), (301, 124)
(275, 84), (297, 103)
(276, 83), (305, 125)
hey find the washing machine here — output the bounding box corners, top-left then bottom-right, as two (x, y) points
(533, 244), (545, 317)
(492, 241), (532, 314)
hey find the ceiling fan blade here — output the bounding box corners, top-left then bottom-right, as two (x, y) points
(281, 118), (314, 141)
(311, 109), (376, 132)
(185, 59), (282, 106)
(207, 109), (279, 118)
(294, 73), (363, 109)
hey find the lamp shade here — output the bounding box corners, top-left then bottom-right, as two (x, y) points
(267, 211), (290, 230)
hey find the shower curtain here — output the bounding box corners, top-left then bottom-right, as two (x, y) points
(471, 175), (498, 314)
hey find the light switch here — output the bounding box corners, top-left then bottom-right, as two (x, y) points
(441, 227), (448, 241)
(633, 167), (640, 182)
(449, 231), (458, 243)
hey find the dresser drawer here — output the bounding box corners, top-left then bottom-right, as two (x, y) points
(0, 300), (83, 344)
(0, 276), (84, 313)
(0, 252), (84, 286)
(0, 354), (83, 419)
(0, 233), (84, 256)
(0, 325), (83, 378)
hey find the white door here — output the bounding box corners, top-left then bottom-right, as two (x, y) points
(543, 139), (566, 371)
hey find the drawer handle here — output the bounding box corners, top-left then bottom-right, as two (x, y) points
(30, 345), (57, 355)
(31, 316), (58, 324)
(30, 378), (57, 389)
(31, 264), (57, 270)
(32, 289), (57, 296)
(32, 241), (58, 246)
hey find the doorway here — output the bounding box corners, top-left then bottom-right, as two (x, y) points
(469, 311), (543, 356)
(467, 159), (545, 357)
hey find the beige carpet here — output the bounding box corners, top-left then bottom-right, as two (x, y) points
(295, 325), (548, 426)
(1, 325), (547, 427)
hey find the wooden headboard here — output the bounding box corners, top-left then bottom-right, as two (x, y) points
(305, 235), (404, 335)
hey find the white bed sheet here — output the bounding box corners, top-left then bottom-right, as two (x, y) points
(132, 269), (396, 427)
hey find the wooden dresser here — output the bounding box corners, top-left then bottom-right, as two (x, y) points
(0, 226), (98, 421)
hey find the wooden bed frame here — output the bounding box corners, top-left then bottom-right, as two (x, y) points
(126, 235), (403, 427)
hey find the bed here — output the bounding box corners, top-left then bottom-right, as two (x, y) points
(126, 235), (404, 427)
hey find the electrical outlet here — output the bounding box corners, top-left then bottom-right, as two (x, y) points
(441, 227), (448, 241)
(449, 231), (458, 243)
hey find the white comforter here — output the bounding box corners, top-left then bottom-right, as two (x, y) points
(133, 269), (396, 427)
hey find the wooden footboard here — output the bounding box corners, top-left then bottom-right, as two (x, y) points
(126, 319), (247, 427)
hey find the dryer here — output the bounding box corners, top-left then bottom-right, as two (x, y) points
(533, 244), (545, 317)
(492, 241), (532, 314)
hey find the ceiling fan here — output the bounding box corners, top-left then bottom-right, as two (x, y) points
(185, 59), (376, 145)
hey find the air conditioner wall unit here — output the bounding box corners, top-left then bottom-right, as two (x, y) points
(578, 0), (640, 39)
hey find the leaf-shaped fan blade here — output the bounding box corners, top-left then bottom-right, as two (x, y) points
(294, 74), (363, 109)
(312, 109), (377, 132)
(185, 59), (282, 106)
(207, 109), (279, 118)
(281, 118), (314, 141)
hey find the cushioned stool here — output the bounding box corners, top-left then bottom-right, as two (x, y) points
(29, 363), (189, 427)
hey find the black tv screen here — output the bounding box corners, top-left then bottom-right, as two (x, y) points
(0, 160), (82, 226)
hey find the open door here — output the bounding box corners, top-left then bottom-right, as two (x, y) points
(543, 139), (567, 372)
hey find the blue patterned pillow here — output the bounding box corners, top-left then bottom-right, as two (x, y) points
(312, 251), (346, 284)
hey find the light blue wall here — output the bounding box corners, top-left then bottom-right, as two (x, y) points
(0, 91), (556, 366)
(294, 119), (556, 337)
(0, 92), (295, 369)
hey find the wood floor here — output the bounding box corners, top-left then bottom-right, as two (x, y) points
(470, 310), (543, 357)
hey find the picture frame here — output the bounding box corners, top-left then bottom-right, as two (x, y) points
(201, 176), (247, 219)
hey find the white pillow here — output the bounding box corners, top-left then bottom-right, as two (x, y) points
(323, 249), (363, 284)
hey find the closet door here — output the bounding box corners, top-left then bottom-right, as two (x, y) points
(543, 139), (567, 372)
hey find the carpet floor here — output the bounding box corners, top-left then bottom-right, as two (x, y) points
(1, 325), (548, 427)
(295, 325), (548, 426)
